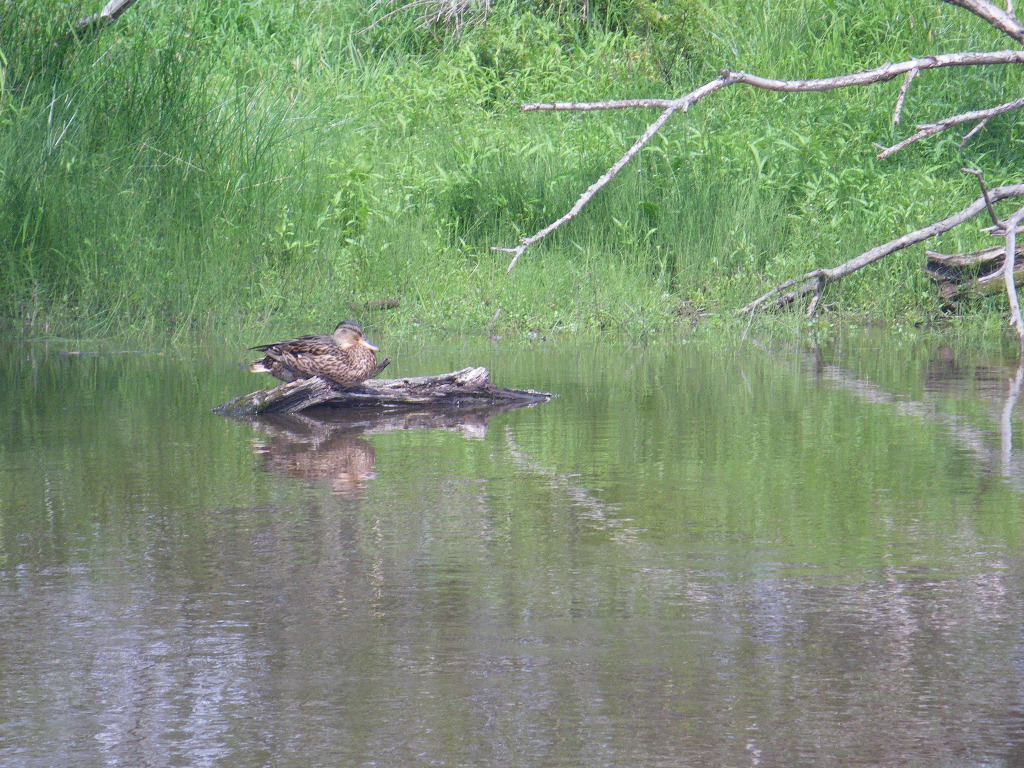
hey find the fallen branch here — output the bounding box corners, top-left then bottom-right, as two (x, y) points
(1001, 206), (1024, 352)
(961, 170), (1024, 349)
(939, 0), (1024, 44)
(740, 182), (1024, 313)
(923, 243), (1024, 301)
(213, 367), (554, 416)
(490, 0), (1024, 350)
(807, 347), (1024, 491)
(72, 0), (139, 38)
(495, 49), (1024, 272)
(875, 94), (1024, 159)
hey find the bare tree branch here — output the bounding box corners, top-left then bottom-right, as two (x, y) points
(739, 183), (1024, 314)
(495, 77), (737, 271)
(1000, 206), (1024, 350)
(73, 0), (140, 37)
(362, 0), (491, 35)
(491, 0), (1024, 350)
(495, 104), (684, 272)
(496, 50), (1024, 271)
(939, 0), (1024, 43)
(960, 116), (992, 149)
(876, 94), (1024, 158)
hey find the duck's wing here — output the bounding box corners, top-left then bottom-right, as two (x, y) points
(258, 335), (346, 381)
(249, 333), (333, 353)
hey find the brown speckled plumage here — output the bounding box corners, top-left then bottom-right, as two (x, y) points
(249, 321), (379, 389)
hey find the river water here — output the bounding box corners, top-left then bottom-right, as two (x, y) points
(2, 335), (1023, 767)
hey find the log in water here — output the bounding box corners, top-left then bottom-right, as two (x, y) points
(213, 366), (554, 417)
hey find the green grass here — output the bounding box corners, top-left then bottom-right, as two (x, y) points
(1, 0), (1022, 347)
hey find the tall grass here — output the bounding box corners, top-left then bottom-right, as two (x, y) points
(0, 0), (1020, 344)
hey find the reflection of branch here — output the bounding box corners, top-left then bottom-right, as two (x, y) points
(504, 426), (640, 541)
(1002, 363), (1024, 476)
(239, 401), (521, 440)
(806, 352), (1024, 491)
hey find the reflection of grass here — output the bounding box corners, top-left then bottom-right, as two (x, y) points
(1, 338), (1021, 571)
(0, 1), (1021, 345)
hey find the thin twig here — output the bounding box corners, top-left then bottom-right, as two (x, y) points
(959, 116), (990, 150)
(962, 168), (1004, 227)
(893, 67), (919, 124)
(1002, 360), (1023, 474)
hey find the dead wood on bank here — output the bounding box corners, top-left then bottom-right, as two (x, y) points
(493, 0), (1024, 353)
(71, 0), (140, 38)
(925, 243), (1024, 301)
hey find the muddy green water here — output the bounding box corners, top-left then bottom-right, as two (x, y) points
(2, 337), (1024, 767)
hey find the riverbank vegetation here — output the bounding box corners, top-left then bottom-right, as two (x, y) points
(1, 0), (1022, 345)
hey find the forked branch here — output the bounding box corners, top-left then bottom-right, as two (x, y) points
(494, 50), (1024, 271)
(875, 94), (1024, 158)
(493, 0), (1024, 349)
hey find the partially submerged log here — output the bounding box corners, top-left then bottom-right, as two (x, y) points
(213, 366), (554, 417)
(923, 243), (1024, 301)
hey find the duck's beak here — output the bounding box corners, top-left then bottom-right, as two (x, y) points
(362, 338), (379, 353)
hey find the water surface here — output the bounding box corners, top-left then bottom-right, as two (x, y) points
(2, 337), (1023, 767)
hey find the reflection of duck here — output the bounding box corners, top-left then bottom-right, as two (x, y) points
(254, 433), (377, 496)
(249, 321), (379, 388)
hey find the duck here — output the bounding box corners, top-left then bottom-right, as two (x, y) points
(249, 321), (381, 388)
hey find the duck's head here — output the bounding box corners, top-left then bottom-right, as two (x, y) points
(333, 321), (379, 352)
